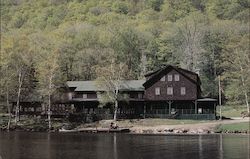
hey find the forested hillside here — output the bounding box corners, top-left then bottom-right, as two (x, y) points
(0, 0), (249, 111)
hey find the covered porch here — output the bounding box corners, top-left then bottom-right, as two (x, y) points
(70, 100), (145, 120)
(144, 98), (217, 120)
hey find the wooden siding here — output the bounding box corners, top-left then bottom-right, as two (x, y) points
(71, 91), (144, 101)
(144, 69), (197, 101)
(129, 91), (144, 99)
(73, 92), (98, 99)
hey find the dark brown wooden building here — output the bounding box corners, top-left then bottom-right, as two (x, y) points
(64, 65), (217, 120)
(12, 65), (217, 120)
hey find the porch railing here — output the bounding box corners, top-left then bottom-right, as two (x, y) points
(147, 109), (214, 114)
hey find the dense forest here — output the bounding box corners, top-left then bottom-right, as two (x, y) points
(0, 0), (249, 113)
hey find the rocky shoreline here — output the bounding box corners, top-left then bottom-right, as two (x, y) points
(129, 127), (249, 134)
(130, 127), (213, 134)
(1, 118), (249, 134)
(1, 125), (249, 134)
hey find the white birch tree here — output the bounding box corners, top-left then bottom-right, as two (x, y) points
(177, 12), (206, 71)
(95, 58), (130, 121)
(34, 34), (60, 130)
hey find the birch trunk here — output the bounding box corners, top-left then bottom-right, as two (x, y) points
(48, 75), (52, 130)
(6, 87), (11, 131)
(114, 100), (118, 121)
(15, 71), (22, 125)
(240, 66), (249, 113)
(113, 85), (119, 121)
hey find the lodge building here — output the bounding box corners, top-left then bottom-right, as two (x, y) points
(12, 65), (217, 120)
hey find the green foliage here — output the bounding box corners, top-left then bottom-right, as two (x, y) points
(112, 1), (129, 14)
(147, 0), (164, 11)
(0, 0), (249, 109)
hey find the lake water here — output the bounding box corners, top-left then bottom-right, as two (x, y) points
(0, 132), (249, 159)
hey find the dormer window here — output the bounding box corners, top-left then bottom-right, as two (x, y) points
(83, 94), (87, 99)
(174, 74), (180, 81)
(167, 75), (172, 81)
(155, 87), (160, 95)
(160, 76), (165, 81)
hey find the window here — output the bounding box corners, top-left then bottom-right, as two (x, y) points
(181, 87), (186, 95)
(68, 93), (72, 100)
(138, 93), (143, 99)
(167, 75), (172, 81)
(174, 74), (180, 81)
(155, 87), (160, 95)
(83, 94), (87, 99)
(198, 108), (202, 114)
(167, 87), (173, 95)
(160, 76), (165, 81)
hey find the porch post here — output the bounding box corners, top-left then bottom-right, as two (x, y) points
(143, 102), (146, 119)
(82, 103), (85, 113)
(168, 101), (172, 115)
(214, 103), (216, 118)
(195, 100), (197, 114)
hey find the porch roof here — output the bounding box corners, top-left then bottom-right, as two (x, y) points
(66, 80), (145, 92)
(197, 98), (217, 102)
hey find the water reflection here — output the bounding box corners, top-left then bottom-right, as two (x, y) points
(220, 134), (223, 159)
(248, 135), (250, 158)
(113, 134), (117, 159)
(198, 135), (203, 159)
(0, 132), (249, 159)
(46, 133), (51, 159)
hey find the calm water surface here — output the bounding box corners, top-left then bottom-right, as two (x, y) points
(0, 132), (249, 159)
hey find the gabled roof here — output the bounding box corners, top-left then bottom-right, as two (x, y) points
(144, 69), (162, 77)
(143, 65), (200, 88)
(67, 81), (100, 91)
(66, 80), (145, 92)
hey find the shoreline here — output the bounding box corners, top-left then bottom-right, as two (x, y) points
(1, 129), (249, 135)
(1, 119), (249, 134)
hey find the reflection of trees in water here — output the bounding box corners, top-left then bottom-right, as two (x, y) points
(47, 133), (51, 159)
(248, 135), (250, 159)
(199, 135), (203, 159)
(113, 134), (117, 159)
(219, 134), (223, 159)
(222, 134), (250, 159)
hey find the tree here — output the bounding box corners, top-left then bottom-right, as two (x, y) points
(1, 33), (34, 124)
(95, 58), (130, 121)
(34, 34), (60, 130)
(177, 12), (206, 71)
(148, 0), (164, 11)
(222, 35), (250, 113)
(111, 27), (143, 78)
(0, 35), (16, 130)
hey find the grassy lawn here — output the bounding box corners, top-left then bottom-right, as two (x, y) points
(218, 105), (247, 118)
(215, 122), (250, 133)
